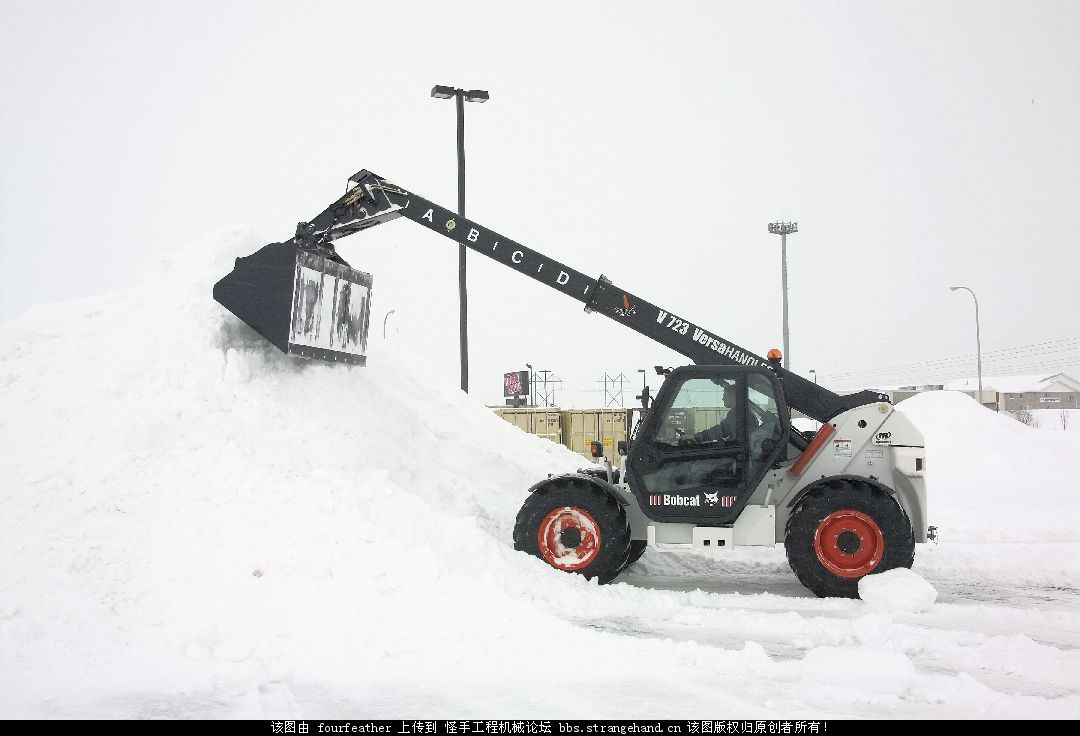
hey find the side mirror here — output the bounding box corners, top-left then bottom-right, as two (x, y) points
(617, 440), (628, 457)
(590, 440), (605, 459)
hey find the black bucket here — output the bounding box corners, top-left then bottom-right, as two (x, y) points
(213, 242), (373, 365)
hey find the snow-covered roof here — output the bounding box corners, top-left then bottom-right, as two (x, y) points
(949, 373), (1080, 393)
(876, 372), (1080, 394)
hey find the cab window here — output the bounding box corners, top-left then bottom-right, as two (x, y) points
(747, 374), (783, 477)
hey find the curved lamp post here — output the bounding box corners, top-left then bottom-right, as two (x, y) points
(383, 309), (396, 339)
(950, 286), (983, 405)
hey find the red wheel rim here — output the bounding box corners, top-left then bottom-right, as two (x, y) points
(538, 506), (601, 571)
(813, 509), (885, 578)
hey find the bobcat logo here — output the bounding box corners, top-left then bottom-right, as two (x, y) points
(704, 491), (720, 506)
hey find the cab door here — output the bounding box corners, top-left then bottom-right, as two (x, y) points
(626, 367), (788, 523)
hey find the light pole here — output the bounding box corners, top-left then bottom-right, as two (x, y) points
(431, 84), (490, 394)
(768, 221), (798, 370)
(526, 363), (535, 407)
(636, 368), (651, 409)
(383, 309), (396, 339)
(950, 286), (983, 405)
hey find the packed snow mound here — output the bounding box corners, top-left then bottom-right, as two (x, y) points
(859, 569), (938, 613)
(895, 391), (1080, 543)
(0, 231), (631, 716)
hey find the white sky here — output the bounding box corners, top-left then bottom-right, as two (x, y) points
(2, 0), (1078, 406)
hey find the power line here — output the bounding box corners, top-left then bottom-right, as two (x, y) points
(818, 337), (1079, 383)
(824, 358), (1080, 392)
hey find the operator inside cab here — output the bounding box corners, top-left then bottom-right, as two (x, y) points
(692, 384), (741, 443)
(644, 374), (784, 498)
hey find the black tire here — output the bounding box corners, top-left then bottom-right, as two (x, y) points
(514, 478), (631, 584)
(618, 540), (648, 573)
(785, 479), (915, 599)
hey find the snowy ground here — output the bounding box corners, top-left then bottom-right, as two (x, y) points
(2, 231), (1079, 719)
(1024, 409), (1079, 432)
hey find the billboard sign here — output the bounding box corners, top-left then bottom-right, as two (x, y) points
(504, 370), (530, 398)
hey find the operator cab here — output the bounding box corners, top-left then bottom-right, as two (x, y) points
(625, 365), (791, 524)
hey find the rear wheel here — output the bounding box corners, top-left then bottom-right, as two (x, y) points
(514, 479), (630, 584)
(785, 479), (915, 598)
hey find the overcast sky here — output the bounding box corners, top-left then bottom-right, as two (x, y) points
(2, 0), (1078, 406)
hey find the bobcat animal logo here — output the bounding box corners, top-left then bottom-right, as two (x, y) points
(704, 491), (720, 506)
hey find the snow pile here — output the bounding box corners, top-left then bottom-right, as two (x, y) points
(896, 391), (1080, 542)
(0, 231), (602, 716)
(891, 391), (1080, 594)
(859, 569), (938, 613)
(2, 231), (1079, 718)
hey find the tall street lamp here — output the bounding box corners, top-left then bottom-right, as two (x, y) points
(768, 221), (798, 370)
(382, 309), (396, 339)
(431, 84), (490, 393)
(950, 285), (983, 405)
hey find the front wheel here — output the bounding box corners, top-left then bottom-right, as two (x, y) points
(514, 479), (630, 584)
(785, 480), (915, 598)
(619, 540), (648, 573)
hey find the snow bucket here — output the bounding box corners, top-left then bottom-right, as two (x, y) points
(213, 242), (373, 365)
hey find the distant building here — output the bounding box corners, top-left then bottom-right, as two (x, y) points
(985, 373), (1080, 411)
(887, 373), (1080, 411)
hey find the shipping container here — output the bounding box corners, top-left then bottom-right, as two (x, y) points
(560, 409), (629, 464)
(492, 407), (564, 446)
(492, 407), (635, 464)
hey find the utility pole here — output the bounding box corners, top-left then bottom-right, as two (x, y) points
(768, 221), (798, 370)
